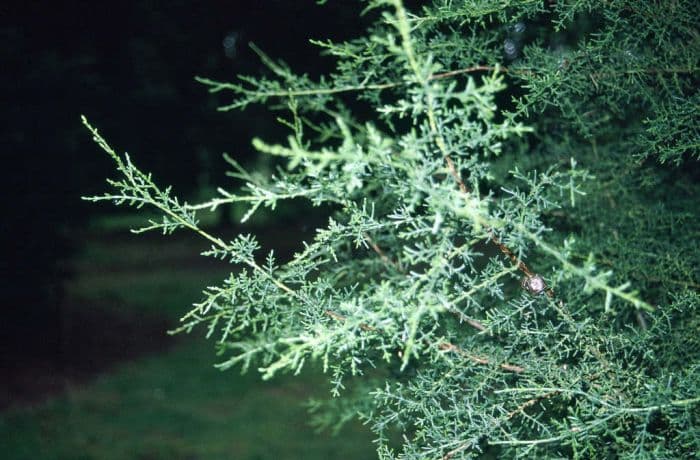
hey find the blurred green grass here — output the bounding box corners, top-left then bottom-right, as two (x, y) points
(65, 233), (224, 321)
(0, 339), (375, 460)
(0, 217), (376, 459)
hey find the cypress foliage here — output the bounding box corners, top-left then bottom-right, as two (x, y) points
(84, 1), (699, 457)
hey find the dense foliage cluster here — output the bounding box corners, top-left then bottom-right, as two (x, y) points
(85, 1), (699, 457)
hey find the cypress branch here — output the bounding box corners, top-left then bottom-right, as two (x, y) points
(84, 1), (700, 457)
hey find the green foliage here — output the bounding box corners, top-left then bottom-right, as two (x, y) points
(84, 1), (699, 457)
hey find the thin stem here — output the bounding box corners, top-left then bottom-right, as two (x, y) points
(363, 232), (400, 270)
(364, 231), (490, 332)
(438, 342), (524, 373)
(391, 0), (547, 294)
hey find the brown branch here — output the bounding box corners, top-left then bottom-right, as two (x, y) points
(438, 342), (524, 374)
(324, 309), (376, 332)
(460, 315), (487, 332)
(442, 390), (558, 459)
(363, 231), (488, 332)
(363, 232), (400, 270)
(504, 390), (559, 421)
(442, 149), (556, 297)
(444, 155), (468, 194)
(322, 310), (523, 373)
(442, 442), (469, 460)
(428, 65), (499, 82)
(215, 58), (697, 107)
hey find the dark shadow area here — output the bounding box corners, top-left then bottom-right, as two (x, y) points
(1, 1), (360, 413)
(0, 300), (172, 412)
(0, 216), (318, 412)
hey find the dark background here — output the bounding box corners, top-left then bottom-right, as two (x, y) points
(0, 0), (363, 405)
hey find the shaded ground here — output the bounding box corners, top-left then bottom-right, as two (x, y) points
(1, 221), (312, 411)
(0, 301), (172, 411)
(1, 337), (375, 460)
(1, 221), (375, 459)
(0, 228), (223, 412)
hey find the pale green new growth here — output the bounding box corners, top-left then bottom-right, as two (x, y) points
(85, 1), (699, 458)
